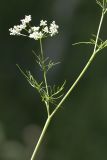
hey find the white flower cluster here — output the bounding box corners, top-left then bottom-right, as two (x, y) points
(9, 15), (59, 40)
(9, 15), (31, 35)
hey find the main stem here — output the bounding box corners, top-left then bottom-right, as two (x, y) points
(40, 39), (50, 116)
(30, 8), (105, 160)
(51, 10), (104, 118)
(39, 39), (48, 93)
(30, 116), (52, 160)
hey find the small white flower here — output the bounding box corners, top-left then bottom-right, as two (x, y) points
(9, 25), (21, 35)
(31, 26), (40, 32)
(29, 31), (43, 40)
(29, 32), (37, 39)
(19, 23), (27, 30)
(37, 31), (43, 39)
(49, 21), (59, 36)
(40, 20), (47, 26)
(43, 26), (49, 33)
(21, 15), (32, 24)
(32, 26), (40, 31)
(9, 28), (16, 35)
(28, 26), (40, 33)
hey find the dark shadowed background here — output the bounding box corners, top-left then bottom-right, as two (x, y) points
(0, 0), (107, 160)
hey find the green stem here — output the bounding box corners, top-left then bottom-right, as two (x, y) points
(51, 10), (104, 118)
(30, 116), (52, 160)
(44, 71), (50, 117)
(40, 39), (50, 116)
(40, 38), (44, 61)
(30, 6), (105, 160)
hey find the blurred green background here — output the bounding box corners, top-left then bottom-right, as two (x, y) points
(1, 0), (107, 159)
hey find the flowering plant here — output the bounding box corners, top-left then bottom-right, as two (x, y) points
(9, 0), (107, 160)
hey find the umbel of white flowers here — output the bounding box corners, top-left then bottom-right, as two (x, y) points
(9, 15), (59, 40)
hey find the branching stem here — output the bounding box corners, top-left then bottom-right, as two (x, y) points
(51, 10), (104, 118)
(40, 39), (50, 116)
(30, 6), (106, 160)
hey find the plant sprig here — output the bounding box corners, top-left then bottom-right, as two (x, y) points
(33, 50), (60, 72)
(9, 1), (107, 160)
(96, 0), (107, 13)
(73, 34), (107, 54)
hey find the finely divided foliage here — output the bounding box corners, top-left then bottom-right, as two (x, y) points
(9, 1), (107, 160)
